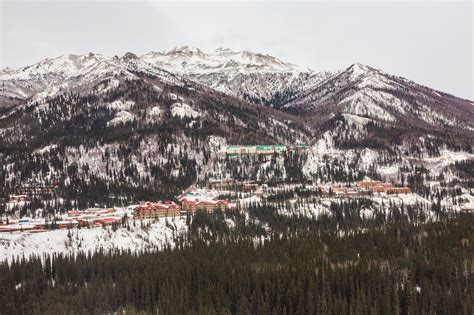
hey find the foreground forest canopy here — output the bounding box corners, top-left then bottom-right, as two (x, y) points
(1, 210), (472, 315)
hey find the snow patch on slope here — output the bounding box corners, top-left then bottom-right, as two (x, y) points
(108, 111), (135, 126)
(171, 103), (201, 119)
(141, 46), (308, 75)
(106, 100), (135, 111)
(0, 217), (188, 263)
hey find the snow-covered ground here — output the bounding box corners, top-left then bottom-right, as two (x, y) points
(2, 188), (469, 263)
(417, 150), (474, 176)
(107, 110), (135, 126)
(0, 217), (187, 263)
(171, 102), (201, 119)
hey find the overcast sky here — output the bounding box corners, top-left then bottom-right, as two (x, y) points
(1, 1), (472, 100)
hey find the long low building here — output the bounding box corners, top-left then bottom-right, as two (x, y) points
(0, 218), (79, 232)
(180, 197), (229, 214)
(226, 144), (305, 156)
(356, 180), (412, 194)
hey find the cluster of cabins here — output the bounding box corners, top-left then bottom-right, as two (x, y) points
(7, 194), (29, 203)
(356, 180), (412, 194)
(133, 197), (229, 220)
(7, 185), (58, 203)
(0, 208), (125, 233)
(1, 194), (230, 232)
(67, 208), (123, 227)
(209, 179), (260, 192)
(0, 218), (79, 233)
(225, 144), (305, 156)
(331, 180), (411, 197)
(1, 179), (413, 232)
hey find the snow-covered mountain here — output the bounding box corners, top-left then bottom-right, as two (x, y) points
(142, 46), (305, 74)
(4, 47), (471, 126)
(141, 46), (334, 107)
(0, 47), (473, 204)
(0, 52), (183, 111)
(0, 49), (311, 210)
(282, 63), (474, 133)
(0, 47), (334, 111)
(1, 47), (473, 143)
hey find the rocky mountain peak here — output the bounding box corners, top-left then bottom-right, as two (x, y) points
(166, 45), (205, 56)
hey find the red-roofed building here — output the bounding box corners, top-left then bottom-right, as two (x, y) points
(180, 198), (228, 214)
(134, 201), (181, 219)
(8, 194), (29, 203)
(89, 217), (121, 226)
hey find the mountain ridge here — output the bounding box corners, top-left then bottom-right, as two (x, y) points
(2, 48), (471, 105)
(1, 47), (473, 151)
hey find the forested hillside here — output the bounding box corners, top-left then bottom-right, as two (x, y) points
(1, 210), (472, 314)
(0, 68), (310, 213)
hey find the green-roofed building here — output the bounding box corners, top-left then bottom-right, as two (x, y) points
(226, 144), (289, 156)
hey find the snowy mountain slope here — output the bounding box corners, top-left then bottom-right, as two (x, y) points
(141, 46), (306, 74)
(141, 46), (334, 107)
(0, 53), (122, 102)
(282, 63), (474, 131)
(0, 52), (184, 112)
(0, 57), (312, 208)
(0, 47), (331, 112)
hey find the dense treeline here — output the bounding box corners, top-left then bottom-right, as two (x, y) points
(1, 211), (472, 314)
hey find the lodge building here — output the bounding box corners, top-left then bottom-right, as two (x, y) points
(133, 201), (181, 220)
(225, 144), (305, 156)
(356, 181), (411, 194)
(180, 198), (229, 214)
